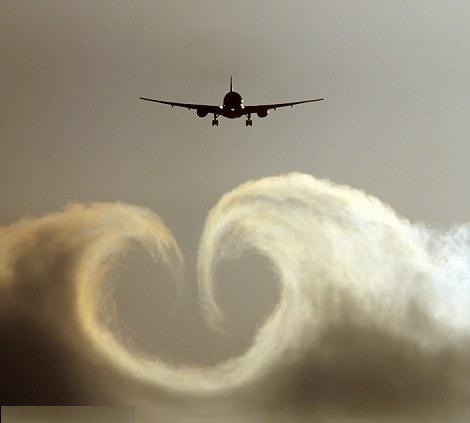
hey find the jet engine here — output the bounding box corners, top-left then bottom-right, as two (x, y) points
(257, 109), (269, 118)
(197, 109), (208, 118)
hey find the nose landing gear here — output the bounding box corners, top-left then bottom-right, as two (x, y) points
(212, 114), (219, 126)
(245, 113), (253, 126)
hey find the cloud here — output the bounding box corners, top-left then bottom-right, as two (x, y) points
(2, 406), (134, 423)
(0, 174), (469, 420)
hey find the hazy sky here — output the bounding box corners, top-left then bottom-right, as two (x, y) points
(1, 1), (470, 421)
(2, 1), (469, 227)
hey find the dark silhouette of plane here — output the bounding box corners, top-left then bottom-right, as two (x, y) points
(140, 77), (324, 126)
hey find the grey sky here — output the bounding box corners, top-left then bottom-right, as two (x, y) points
(1, 1), (469, 419)
(2, 1), (469, 228)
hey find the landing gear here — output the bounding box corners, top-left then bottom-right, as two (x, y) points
(246, 113), (252, 126)
(212, 114), (219, 126)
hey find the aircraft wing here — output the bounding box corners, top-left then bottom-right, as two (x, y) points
(243, 98), (324, 113)
(139, 97), (221, 114)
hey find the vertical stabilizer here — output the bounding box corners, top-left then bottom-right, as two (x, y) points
(230, 76), (233, 92)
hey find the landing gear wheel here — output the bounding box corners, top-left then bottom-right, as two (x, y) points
(246, 119), (253, 126)
(212, 119), (219, 126)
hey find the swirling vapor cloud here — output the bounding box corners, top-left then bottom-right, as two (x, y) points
(1, 173), (469, 420)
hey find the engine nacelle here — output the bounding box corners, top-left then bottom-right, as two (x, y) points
(197, 109), (208, 118)
(257, 109), (268, 118)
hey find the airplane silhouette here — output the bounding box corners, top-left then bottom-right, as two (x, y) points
(140, 77), (324, 126)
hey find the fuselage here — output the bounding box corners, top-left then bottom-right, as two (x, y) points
(221, 91), (244, 118)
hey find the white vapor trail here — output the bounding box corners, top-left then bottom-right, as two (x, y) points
(1, 173), (469, 419)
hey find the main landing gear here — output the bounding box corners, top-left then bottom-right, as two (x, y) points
(245, 113), (253, 126)
(212, 114), (219, 126)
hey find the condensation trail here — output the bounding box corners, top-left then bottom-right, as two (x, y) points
(1, 173), (469, 414)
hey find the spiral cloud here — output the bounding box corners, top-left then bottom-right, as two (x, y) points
(1, 173), (469, 421)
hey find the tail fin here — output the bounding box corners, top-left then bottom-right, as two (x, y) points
(230, 76), (233, 92)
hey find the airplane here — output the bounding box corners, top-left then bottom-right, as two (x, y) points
(139, 77), (324, 126)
